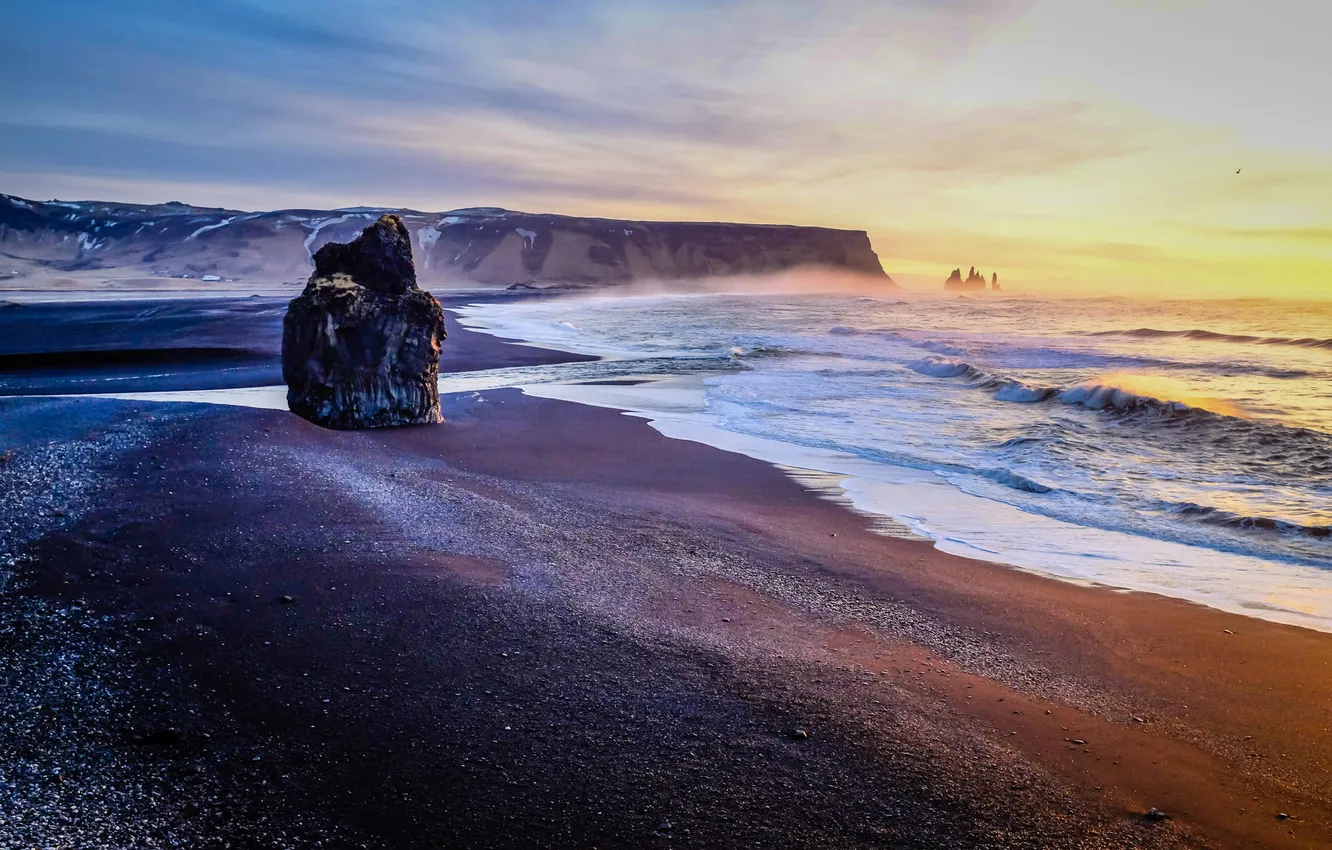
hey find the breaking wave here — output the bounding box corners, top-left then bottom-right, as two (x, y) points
(906, 356), (1258, 422)
(906, 356), (980, 379)
(729, 344), (833, 360)
(1054, 381), (1242, 418)
(994, 382), (1058, 403)
(902, 360), (1332, 476)
(1165, 502), (1332, 540)
(978, 468), (1055, 494)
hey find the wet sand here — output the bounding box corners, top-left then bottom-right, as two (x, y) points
(0, 293), (593, 395)
(0, 318), (1329, 848)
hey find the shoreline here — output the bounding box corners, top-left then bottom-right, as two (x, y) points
(44, 292), (1329, 636)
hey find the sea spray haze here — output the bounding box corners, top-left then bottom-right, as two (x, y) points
(460, 286), (1332, 628)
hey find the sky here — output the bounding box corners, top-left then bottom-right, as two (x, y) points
(2, 0), (1330, 296)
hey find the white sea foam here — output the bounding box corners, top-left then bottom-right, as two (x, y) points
(994, 381), (1057, 403)
(907, 356), (973, 378)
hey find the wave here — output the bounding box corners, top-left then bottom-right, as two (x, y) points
(907, 357), (1060, 404)
(729, 344), (835, 360)
(1165, 502), (1332, 540)
(827, 326), (977, 357)
(901, 358), (1332, 468)
(836, 325), (1322, 380)
(904, 358), (1332, 484)
(917, 340), (971, 357)
(906, 356), (1254, 421)
(1054, 382), (1237, 417)
(906, 356), (981, 379)
(996, 435), (1045, 449)
(978, 468), (1055, 494)
(994, 381), (1058, 403)
(1085, 327), (1332, 350)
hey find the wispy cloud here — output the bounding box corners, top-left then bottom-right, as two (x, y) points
(1208, 228), (1332, 245)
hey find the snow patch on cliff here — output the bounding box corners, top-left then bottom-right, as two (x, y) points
(302, 212), (377, 262)
(188, 212), (262, 240)
(188, 217), (236, 240)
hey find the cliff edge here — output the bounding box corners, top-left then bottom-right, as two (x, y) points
(0, 193), (891, 289)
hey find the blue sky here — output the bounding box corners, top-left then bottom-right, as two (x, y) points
(3, 0), (1331, 293)
(0, 0), (1050, 212)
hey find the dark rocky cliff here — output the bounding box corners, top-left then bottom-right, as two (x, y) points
(409, 210), (887, 286)
(282, 215), (446, 429)
(0, 193), (890, 288)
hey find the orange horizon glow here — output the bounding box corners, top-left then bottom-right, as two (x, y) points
(1079, 373), (1255, 420)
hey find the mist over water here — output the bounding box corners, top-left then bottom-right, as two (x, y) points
(460, 286), (1332, 623)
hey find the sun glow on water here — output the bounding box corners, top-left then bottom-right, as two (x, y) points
(1071, 373), (1255, 420)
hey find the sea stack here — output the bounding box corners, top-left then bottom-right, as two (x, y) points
(944, 267), (988, 291)
(282, 214), (446, 429)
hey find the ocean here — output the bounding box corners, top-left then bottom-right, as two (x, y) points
(456, 288), (1332, 630)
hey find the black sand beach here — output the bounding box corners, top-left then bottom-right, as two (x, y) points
(1, 300), (1330, 849)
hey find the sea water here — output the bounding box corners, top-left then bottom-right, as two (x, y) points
(457, 290), (1332, 630)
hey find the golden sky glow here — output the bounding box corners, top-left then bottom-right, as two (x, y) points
(3, 0), (1331, 295)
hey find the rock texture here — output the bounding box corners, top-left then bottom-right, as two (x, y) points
(0, 193), (890, 289)
(282, 215), (445, 429)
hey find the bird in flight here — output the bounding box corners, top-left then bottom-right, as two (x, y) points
(1236, 168), (1242, 174)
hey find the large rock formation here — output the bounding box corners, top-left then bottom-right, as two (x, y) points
(282, 215), (445, 429)
(404, 212), (889, 287)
